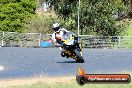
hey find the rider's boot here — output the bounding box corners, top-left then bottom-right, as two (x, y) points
(61, 51), (65, 57)
(59, 47), (65, 57)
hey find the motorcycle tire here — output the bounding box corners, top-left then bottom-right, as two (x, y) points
(74, 49), (84, 63)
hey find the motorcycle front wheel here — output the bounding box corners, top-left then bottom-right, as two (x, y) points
(74, 49), (84, 63)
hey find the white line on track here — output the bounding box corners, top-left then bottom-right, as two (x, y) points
(0, 65), (4, 71)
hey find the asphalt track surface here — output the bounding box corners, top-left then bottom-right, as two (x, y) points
(0, 47), (132, 79)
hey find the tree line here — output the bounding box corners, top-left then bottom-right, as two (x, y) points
(44, 0), (132, 35)
(0, 0), (132, 36)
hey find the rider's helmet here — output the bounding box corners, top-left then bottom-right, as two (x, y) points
(52, 23), (60, 32)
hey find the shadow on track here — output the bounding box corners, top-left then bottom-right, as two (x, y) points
(56, 61), (78, 63)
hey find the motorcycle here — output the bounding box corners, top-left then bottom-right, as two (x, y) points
(60, 32), (84, 63)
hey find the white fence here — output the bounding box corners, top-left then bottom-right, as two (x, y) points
(81, 36), (132, 48)
(0, 32), (52, 47)
(0, 32), (132, 48)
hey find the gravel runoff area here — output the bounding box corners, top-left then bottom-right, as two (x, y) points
(0, 47), (132, 79)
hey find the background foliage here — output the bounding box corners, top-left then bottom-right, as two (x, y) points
(44, 0), (129, 36)
(0, 0), (36, 32)
(0, 0), (131, 35)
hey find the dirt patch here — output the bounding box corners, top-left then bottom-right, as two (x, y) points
(0, 76), (75, 87)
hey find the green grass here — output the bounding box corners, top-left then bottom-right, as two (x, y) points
(123, 19), (132, 36)
(125, 24), (132, 36)
(7, 81), (132, 88)
(120, 20), (132, 48)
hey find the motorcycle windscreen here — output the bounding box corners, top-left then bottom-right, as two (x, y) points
(62, 33), (74, 45)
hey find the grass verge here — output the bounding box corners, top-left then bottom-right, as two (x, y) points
(0, 76), (131, 88)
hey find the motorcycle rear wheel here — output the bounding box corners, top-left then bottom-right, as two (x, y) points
(74, 49), (84, 63)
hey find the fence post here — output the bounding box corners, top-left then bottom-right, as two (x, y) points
(2, 32), (4, 46)
(39, 33), (41, 47)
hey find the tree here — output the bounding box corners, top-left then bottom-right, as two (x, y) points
(45, 0), (127, 36)
(0, 0), (36, 32)
(121, 0), (132, 18)
(26, 15), (55, 33)
(78, 0), (126, 36)
(45, 0), (77, 19)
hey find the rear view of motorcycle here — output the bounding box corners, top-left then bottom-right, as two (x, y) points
(60, 32), (84, 63)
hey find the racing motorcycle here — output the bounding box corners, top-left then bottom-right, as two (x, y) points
(60, 32), (84, 63)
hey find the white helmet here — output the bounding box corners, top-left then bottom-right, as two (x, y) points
(52, 23), (60, 32)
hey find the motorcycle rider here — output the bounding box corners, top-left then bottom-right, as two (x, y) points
(52, 23), (69, 45)
(51, 23), (81, 57)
